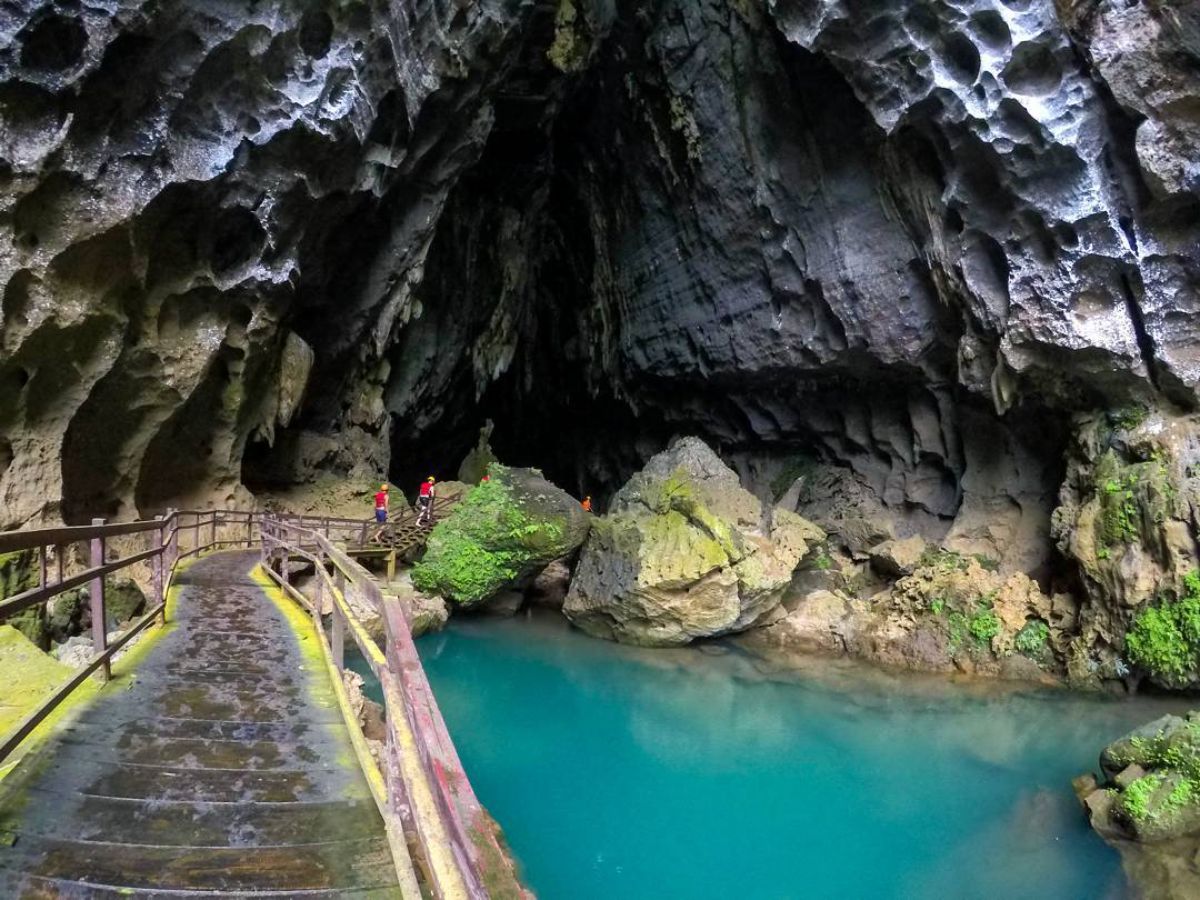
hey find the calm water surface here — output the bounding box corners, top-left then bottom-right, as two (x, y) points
(407, 612), (1190, 900)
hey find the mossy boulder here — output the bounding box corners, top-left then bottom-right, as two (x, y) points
(46, 588), (88, 643)
(563, 437), (824, 647)
(106, 579), (147, 628)
(0, 549), (47, 649)
(412, 465), (590, 606)
(1078, 713), (1200, 898)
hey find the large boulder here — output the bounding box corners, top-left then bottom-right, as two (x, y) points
(412, 465), (590, 606)
(1077, 713), (1200, 899)
(563, 438), (824, 646)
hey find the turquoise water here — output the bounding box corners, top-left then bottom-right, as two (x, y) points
(409, 613), (1190, 900)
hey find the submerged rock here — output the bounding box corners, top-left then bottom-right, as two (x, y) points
(412, 465), (590, 606)
(563, 438), (824, 646)
(1078, 713), (1200, 899)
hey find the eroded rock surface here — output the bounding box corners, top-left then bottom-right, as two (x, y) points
(740, 547), (1070, 681)
(2, 1), (1200, 694)
(563, 438), (823, 646)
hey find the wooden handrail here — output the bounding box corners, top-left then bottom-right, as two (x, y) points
(0, 508), (261, 765)
(261, 515), (523, 900)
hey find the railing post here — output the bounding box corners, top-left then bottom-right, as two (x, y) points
(153, 515), (166, 626)
(210, 511), (218, 548)
(89, 518), (110, 682)
(246, 512), (254, 549)
(387, 549), (396, 582)
(39, 545), (47, 589)
(192, 513), (200, 555)
(167, 508), (178, 569)
(331, 603), (345, 671)
(56, 544), (63, 585)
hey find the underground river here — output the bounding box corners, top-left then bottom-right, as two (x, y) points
(397, 612), (1192, 899)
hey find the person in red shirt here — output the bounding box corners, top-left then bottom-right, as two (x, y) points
(417, 476), (436, 526)
(371, 484), (389, 542)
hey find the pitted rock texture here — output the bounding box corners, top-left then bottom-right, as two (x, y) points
(0, 0), (536, 527)
(1, 1), (1199, 673)
(563, 438), (824, 646)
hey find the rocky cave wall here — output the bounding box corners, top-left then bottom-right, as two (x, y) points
(0, 0), (1197, 595)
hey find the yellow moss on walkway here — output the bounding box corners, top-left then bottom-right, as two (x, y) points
(0, 558), (188, 782)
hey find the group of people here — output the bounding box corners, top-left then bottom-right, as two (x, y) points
(371, 476), (437, 541)
(370, 476), (593, 543)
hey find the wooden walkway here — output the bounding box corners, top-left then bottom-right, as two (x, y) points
(0, 552), (400, 897)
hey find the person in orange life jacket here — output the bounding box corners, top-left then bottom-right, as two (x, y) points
(371, 483), (389, 542)
(417, 476), (436, 525)
(581, 496), (592, 513)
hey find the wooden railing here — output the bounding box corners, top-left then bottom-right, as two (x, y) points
(260, 515), (523, 900)
(0, 508), (260, 763)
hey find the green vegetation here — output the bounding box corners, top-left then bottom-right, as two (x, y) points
(968, 609), (1001, 645)
(972, 553), (1000, 573)
(1125, 571), (1200, 683)
(919, 546), (970, 572)
(810, 552), (834, 571)
(413, 473), (565, 606)
(547, 0), (590, 73)
(1122, 772), (1164, 823)
(1110, 405), (1150, 433)
(916, 546), (998, 574)
(0, 550), (45, 648)
(946, 610), (969, 651)
(1094, 449), (1176, 550)
(1108, 717), (1200, 833)
(1014, 620), (1050, 657)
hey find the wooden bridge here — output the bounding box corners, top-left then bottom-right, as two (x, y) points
(0, 509), (523, 898)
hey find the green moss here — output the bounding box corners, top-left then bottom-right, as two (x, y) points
(946, 610), (969, 651)
(649, 468), (741, 560)
(1095, 450), (1176, 550)
(546, 0), (590, 73)
(918, 547), (972, 573)
(105, 579), (146, 628)
(1123, 772), (1164, 823)
(810, 552), (834, 571)
(412, 472), (566, 605)
(1014, 620), (1050, 657)
(1110, 405), (1150, 432)
(1126, 571), (1200, 683)
(968, 609), (1001, 645)
(972, 553), (1000, 573)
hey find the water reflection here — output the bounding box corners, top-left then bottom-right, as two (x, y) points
(417, 611), (1191, 900)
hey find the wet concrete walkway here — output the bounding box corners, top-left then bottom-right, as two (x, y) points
(0, 552), (400, 897)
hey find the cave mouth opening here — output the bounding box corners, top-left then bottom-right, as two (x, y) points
(383, 23), (934, 505)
